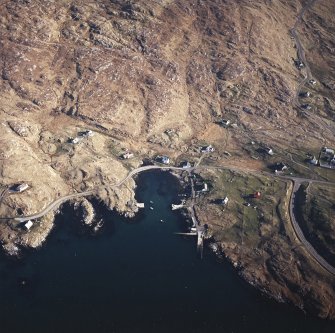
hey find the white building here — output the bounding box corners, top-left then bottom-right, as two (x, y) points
(161, 156), (170, 164)
(323, 147), (335, 155)
(122, 152), (134, 159)
(267, 148), (274, 156)
(201, 145), (214, 153)
(182, 161), (191, 169)
(70, 137), (80, 144)
(14, 183), (29, 192)
(24, 220), (33, 230)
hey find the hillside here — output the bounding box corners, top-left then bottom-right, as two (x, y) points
(0, 0), (334, 319)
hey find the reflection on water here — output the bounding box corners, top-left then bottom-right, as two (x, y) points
(0, 171), (334, 333)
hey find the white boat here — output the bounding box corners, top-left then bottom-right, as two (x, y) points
(150, 207), (154, 210)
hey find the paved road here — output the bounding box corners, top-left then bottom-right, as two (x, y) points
(285, 0), (335, 275)
(6, 162), (334, 222)
(9, 165), (194, 223)
(289, 179), (335, 275)
(3, 158), (335, 274)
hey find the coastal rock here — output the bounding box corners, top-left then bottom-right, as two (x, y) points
(76, 198), (95, 226)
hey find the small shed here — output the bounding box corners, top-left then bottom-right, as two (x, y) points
(253, 192), (261, 199)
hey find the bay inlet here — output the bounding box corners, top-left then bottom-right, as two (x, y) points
(0, 170), (334, 333)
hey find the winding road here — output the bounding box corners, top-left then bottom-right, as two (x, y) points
(8, 165), (197, 223)
(286, 0), (335, 275)
(2, 156), (335, 275)
(289, 179), (335, 275)
(1, 0), (334, 276)
(290, 0), (317, 108)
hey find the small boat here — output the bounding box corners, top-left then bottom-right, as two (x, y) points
(160, 219), (164, 223)
(150, 200), (154, 204)
(150, 207), (154, 210)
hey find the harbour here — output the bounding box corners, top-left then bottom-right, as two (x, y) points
(0, 170), (334, 333)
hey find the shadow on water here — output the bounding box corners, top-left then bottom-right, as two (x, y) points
(0, 170), (334, 333)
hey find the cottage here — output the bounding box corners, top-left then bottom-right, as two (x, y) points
(309, 156), (318, 165)
(323, 147), (335, 155)
(161, 156), (170, 164)
(267, 148), (274, 156)
(274, 162), (288, 172)
(301, 104), (311, 110)
(122, 152), (134, 159)
(81, 130), (94, 137)
(201, 145), (214, 153)
(182, 161), (191, 169)
(24, 220), (33, 230)
(294, 59), (304, 69)
(299, 91), (310, 98)
(220, 119), (231, 126)
(13, 183), (29, 192)
(201, 183), (208, 192)
(70, 137), (80, 144)
(222, 197), (229, 205)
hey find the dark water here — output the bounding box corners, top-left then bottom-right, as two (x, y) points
(0, 171), (334, 333)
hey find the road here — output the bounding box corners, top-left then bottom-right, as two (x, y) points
(290, 0), (318, 107)
(285, 0), (335, 275)
(9, 165), (195, 223)
(2, 0), (334, 274)
(289, 179), (335, 275)
(2, 157), (335, 274)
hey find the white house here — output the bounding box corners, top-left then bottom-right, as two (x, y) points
(323, 147), (335, 155)
(14, 183), (29, 192)
(267, 148), (274, 156)
(202, 183), (208, 192)
(24, 220), (33, 230)
(70, 137), (80, 144)
(201, 145), (214, 153)
(182, 161), (191, 169)
(84, 130), (94, 137)
(161, 156), (170, 164)
(122, 152), (134, 159)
